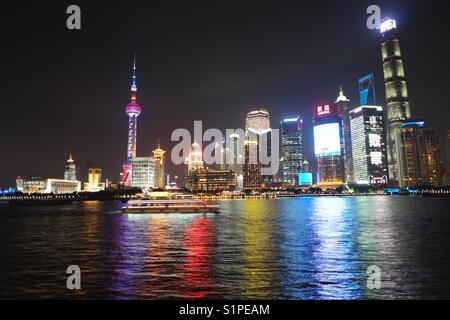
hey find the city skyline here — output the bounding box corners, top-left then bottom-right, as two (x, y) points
(1, 1), (450, 187)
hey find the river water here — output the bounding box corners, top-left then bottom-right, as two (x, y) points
(0, 196), (449, 299)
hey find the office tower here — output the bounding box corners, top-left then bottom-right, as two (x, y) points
(399, 121), (442, 187)
(280, 115), (303, 188)
(186, 141), (204, 172)
(243, 140), (261, 191)
(122, 56), (142, 186)
(64, 154), (77, 181)
(243, 109), (272, 190)
(381, 19), (412, 186)
(335, 86), (353, 183)
(349, 106), (388, 185)
(83, 168), (105, 192)
(358, 73), (377, 106)
(131, 157), (155, 190)
(313, 104), (345, 189)
(152, 144), (166, 189)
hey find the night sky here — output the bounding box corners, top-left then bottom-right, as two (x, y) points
(1, 0), (449, 187)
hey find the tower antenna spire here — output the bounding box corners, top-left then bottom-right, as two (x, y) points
(131, 54), (137, 101)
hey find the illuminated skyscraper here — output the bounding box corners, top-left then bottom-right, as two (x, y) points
(186, 141), (204, 172)
(349, 106), (388, 186)
(381, 19), (412, 187)
(280, 115), (303, 188)
(152, 144), (166, 189)
(64, 154), (77, 181)
(131, 157), (155, 190)
(244, 109), (272, 190)
(358, 73), (376, 106)
(122, 56), (142, 186)
(246, 109), (271, 135)
(335, 86), (353, 183)
(313, 104), (345, 189)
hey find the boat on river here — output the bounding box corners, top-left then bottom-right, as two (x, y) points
(122, 191), (219, 214)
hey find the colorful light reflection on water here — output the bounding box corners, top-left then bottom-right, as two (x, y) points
(0, 197), (450, 299)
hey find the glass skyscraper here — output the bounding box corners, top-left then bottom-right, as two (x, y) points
(280, 116), (303, 188)
(349, 106), (388, 185)
(358, 73), (377, 106)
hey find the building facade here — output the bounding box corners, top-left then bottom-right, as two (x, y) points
(280, 115), (303, 188)
(313, 104), (345, 189)
(349, 106), (388, 186)
(84, 168), (105, 192)
(22, 177), (81, 194)
(186, 169), (236, 192)
(131, 157), (155, 190)
(152, 144), (166, 189)
(381, 19), (412, 187)
(399, 121), (442, 187)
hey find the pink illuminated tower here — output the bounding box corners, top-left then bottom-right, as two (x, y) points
(122, 56), (142, 186)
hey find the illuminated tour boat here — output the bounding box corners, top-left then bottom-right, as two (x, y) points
(122, 192), (220, 214)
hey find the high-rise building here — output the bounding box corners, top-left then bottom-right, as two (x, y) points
(152, 144), (166, 189)
(349, 106), (388, 186)
(335, 86), (353, 183)
(186, 169), (236, 192)
(243, 140), (261, 191)
(246, 109), (271, 134)
(280, 115), (303, 188)
(186, 141), (204, 172)
(313, 104), (345, 189)
(131, 157), (155, 190)
(358, 73), (377, 106)
(64, 154), (77, 181)
(83, 168), (105, 192)
(399, 121), (442, 187)
(122, 56), (142, 186)
(381, 19), (412, 187)
(243, 109), (272, 190)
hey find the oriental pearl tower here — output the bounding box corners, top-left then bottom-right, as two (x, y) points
(122, 56), (141, 186)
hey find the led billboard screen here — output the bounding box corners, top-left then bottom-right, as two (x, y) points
(314, 123), (341, 157)
(299, 173), (313, 186)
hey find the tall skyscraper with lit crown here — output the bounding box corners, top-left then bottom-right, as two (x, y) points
(335, 86), (353, 184)
(122, 56), (142, 186)
(381, 19), (412, 187)
(64, 154), (77, 181)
